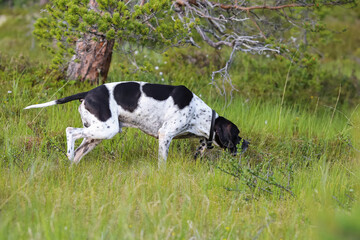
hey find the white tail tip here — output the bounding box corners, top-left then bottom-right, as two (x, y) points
(24, 100), (57, 110)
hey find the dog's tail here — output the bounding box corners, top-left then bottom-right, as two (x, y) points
(24, 91), (88, 110)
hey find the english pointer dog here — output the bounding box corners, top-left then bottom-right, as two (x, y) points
(24, 82), (249, 167)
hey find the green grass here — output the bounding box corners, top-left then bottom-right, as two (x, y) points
(1, 6), (360, 240)
(1, 74), (359, 239)
(0, 7), (49, 61)
(0, 157), (358, 239)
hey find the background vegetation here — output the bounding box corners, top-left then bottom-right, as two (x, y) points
(0, 1), (359, 239)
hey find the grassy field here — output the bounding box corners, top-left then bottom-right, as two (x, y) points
(1, 76), (359, 239)
(1, 6), (360, 240)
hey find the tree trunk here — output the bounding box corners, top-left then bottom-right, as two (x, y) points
(66, 0), (114, 84)
(39, 0), (49, 5)
(67, 37), (114, 84)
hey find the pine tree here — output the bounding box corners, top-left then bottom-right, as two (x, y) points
(34, 0), (356, 84)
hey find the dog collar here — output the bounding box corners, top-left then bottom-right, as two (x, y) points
(207, 110), (216, 149)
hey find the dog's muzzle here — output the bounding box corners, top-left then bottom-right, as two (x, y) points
(232, 139), (250, 156)
(240, 139), (250, 153)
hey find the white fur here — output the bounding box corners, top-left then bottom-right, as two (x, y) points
(24, 100), (57, 109)
(25, 82), (218, 167)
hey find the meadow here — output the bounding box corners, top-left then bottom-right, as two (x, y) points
(1, 5), (360, 240)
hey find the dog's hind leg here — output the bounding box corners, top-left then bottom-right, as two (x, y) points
(66, 127), (84, 162)
(66, 122), (119, 163)
(73, 138), (102, 163)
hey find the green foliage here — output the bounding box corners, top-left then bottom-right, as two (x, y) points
(1, 5), (360, 239)
(33, 0), (190, 69)
(1, 60), (359, 238)
(158, 45), (360, 107)
(0, 0), (33, 8)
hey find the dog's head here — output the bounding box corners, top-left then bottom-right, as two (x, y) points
(214, 117), (249, 155)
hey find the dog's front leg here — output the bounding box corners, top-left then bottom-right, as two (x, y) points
(158, 133), (173, 169)
(194, 139), (207, 159)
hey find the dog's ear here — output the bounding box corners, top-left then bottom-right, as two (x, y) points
(214, 117), (239, 150)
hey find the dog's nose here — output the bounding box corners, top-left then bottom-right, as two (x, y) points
(240, 140), (249, 153)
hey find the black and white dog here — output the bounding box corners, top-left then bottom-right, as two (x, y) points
(25, 82), (249, 167)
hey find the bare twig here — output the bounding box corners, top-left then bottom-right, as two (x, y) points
(175, 0), (356, 11)
(248, 169), (295, 197)
(247, 10), (266, 39)
(48, 139), (68, 160)
(140, 0), (146, 7)
(171, 0), (354, 98)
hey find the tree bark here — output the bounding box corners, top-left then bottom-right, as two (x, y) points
(39, 0), (49, 5)
(66, 0), (114, 84)
(67, 37), (114, 84)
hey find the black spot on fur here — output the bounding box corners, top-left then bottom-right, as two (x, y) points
(56, 91), (88, 105)
(142, 83), (193, 109)
(114, 82), (141, 112)
(173, 86), (192, 108)
(83, 145), (89, 153)
(143, 83), (173, 101)
(84, 85), (111, 122)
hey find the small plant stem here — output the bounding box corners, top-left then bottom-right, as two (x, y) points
(279, 57), (294, 129)
(314, 97), (320, 114)
(248, 170), (295, 197)
(330, 84), (341, 125)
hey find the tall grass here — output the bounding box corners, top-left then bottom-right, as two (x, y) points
(1, 74), (359, 239)
(0, 7), (359, 240)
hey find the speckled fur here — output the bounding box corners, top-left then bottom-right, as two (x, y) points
(64, 82), (216, 167)
(23, 81), (251, 167)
